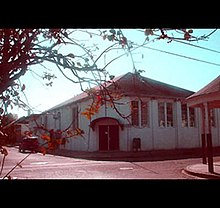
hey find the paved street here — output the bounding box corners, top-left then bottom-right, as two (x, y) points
(1, 146), (220, 179)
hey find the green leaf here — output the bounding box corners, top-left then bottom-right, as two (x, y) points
(107, 35), (113, 41)
(117, 30), (122, 36)
(67, 53), (75, 58)
(109, 29), (116, 34)
(63, 57), (69, 68)
(57, 53), (63, 63)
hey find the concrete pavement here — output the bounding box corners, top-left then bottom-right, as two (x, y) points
(48, 147), (220, 179)
(183, 162), (220, 179)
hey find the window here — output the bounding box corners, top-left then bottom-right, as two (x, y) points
(166, 103), (173, 127)
(181, 104), (195, 127)
(158, 102), (165, 127)
(141, 101), (149, 126)
(158, 102), (173, 127)
(181, 104), (188, 127)
(189, 107), (195, 127)
(210, 108), (216, 127)
(72, 106), (79, 130)
(53, 111), (61, 130)
(131, 100), (149, 127)
(131, 101), (139, 126)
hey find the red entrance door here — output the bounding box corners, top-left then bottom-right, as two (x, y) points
(99, 125), (119, 151)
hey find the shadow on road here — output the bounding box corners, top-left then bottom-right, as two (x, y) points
(47, 147), (220, 162)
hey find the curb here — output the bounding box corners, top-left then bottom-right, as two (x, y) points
(184, 164), (220, 179)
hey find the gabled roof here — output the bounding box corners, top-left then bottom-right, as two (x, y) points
(46, 72), (194, 112)
(186, 75), (220, 107)
(187, 75), (220, 100)
(45, 73), (126, 111)
(108, 72), (194, 98)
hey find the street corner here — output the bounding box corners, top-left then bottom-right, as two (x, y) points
(184, 163), (220, 179)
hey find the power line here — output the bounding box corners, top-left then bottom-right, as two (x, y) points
(173, 39), (220, 54)
(141, 45), (220, 67)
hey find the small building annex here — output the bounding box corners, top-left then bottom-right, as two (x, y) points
(28, 72), (220, 152)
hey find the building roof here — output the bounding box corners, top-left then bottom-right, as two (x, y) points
(186, 75), (220, 107)
(46, 72), (194, 112)
(108, 72), (194, 98)
(187, 75), (220, 100)
(45, 73), (126, 111)
(2, 116), (28, 129)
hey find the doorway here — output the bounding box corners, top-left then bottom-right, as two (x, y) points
(99, 125), (119, 151)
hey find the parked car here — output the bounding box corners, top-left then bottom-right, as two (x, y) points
(19, 136), (39, 153)
(0, 131), (8, 146)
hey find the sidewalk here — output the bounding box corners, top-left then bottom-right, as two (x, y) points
(184, 162), (220, 179)
(48, 148), (204, 161)
(49, 147), (220, 179)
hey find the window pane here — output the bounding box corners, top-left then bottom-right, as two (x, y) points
(131, 101), (139, 126)
(181, 104), (188, 127)
(167, 103), (173, 127)
(189, 107), (195, 127)
(141, 101), (149, 126)
(158, 102), (165, 127)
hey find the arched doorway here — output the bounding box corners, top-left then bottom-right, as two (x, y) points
(90, 117), (124, 151)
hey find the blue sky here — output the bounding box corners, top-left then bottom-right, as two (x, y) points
(12, 29), (220, 118)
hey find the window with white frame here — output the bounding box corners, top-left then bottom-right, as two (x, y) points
(181, 104), (188, 127)
(158, 102), (174, 127)
(158, 102), (165, 127)
(141, 101), (149, 126)
(131, 100), (149, 127)
(72, 106), (79, 130)
(166, 103), (173, 127)
(181, 104), (195, 127)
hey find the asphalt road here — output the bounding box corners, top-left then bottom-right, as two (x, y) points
(1, 146), (219, 179)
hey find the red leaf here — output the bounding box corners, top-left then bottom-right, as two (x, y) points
(184, 32), (191, 40)
(41, 134), (51, 141)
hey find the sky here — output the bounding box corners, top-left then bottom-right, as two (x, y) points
(11, 29), (220, 118)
